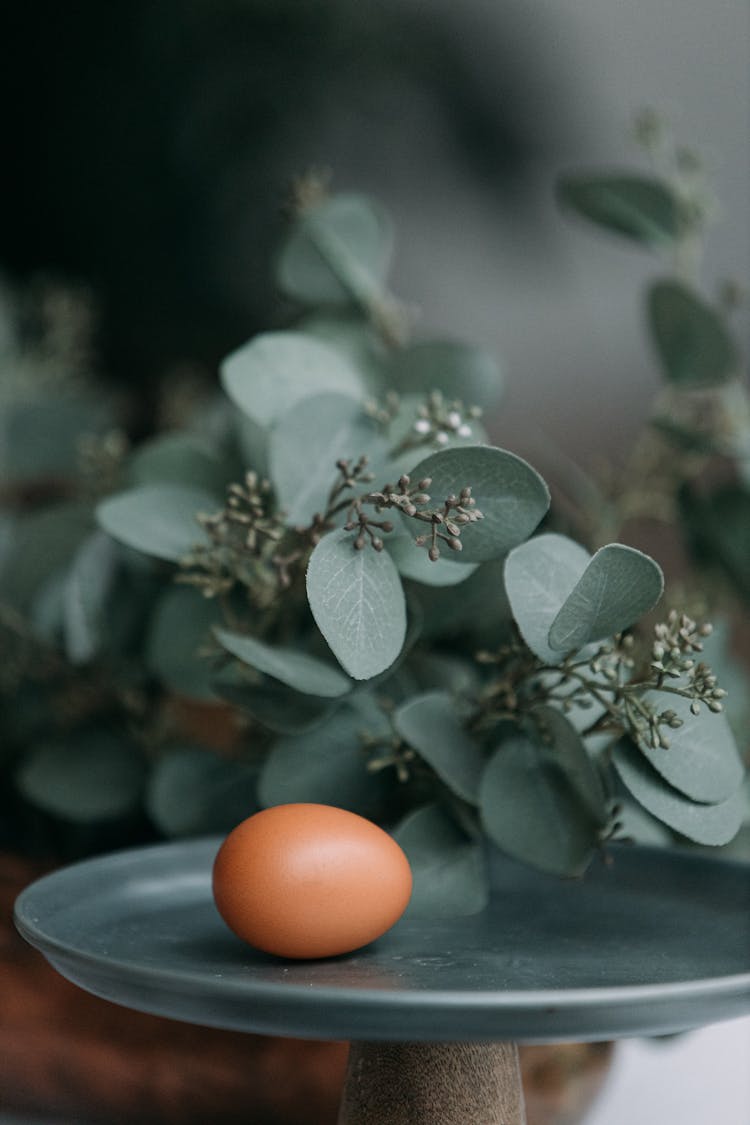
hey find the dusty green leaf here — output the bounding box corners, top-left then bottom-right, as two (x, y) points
(648, 280), (738, 387)
(214, 627), (352, 698)
(533, 705), (609, 822)
(548, 544), (663, 653)
(211, 668), (336, 734)
(637, 693), (744, 803)
(479, 735), (599, 876)
(128, 432), (233, 494)
(408, 446), (550, 564)
(306, 528), (407, 680)
(221, 330), (366, 430)
(394, 691), (484, 804)
(393, 804), (489, 917)
(270, 392), (387, 526)
(613, 740), (745, 845)
(62, 530), (120, 664)
(15, 731), (145, 823)
(96, 484), (217, 562)
(557, 174), (682, 246)
(505, 533), (590, 662)
(275, 193), (393, 306)
(386, 340), (504, 408)
(146, 747), (258, 837)
(146, 586), (222, 700)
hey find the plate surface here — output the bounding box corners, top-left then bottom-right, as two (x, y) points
(14, 838), (750, 1043)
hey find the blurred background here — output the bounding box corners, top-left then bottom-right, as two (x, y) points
(1, 1), (748, 1123)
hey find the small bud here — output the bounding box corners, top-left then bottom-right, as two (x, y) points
(445, 521), (460, 537)
(399, 475), (411, 490)
(447, 410), (462, 429)
(435, 431), (449, 445)
(355, 535), (366, 551)
(707, 700), (723, 713)
(418, 478), (432, 490)
(412, 493), (431, 505)
(690, 700), (701, 716)
(414, 419), (431, 435)
(446, 537), (462, 552)
(428, 545), (440, 562)
(457, 424), (472, 438)
(403, 502), (417, 517)
(372, 537), (384, 552)
(381, 520), (394, 533)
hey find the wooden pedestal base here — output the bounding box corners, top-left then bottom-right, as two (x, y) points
(337, 1041), (527, 1124)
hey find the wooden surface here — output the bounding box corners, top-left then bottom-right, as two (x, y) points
(337, 1042), (527, 1125)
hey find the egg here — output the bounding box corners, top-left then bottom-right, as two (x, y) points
(212, 803), (413, 959)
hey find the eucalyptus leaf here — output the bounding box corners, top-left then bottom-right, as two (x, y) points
(408, 446), (550, 564)
(298, 311), (387, 391)
(678, 484), (750, 602)
(0, 501), (93, 611)
(548, 544), (663, 653)
(387, 534), (478, 587)
(557, 174), (682, 246)
(636, 693), (744, 803)
(386, 340), (504, 408)
(212, 668), (336, 734)
(533, 705), (609, 822)
(393, 804), (489, 918)
(128, 432), (233, 494)
(259, 703), (392, 817)
(275, 193), (393, 306)
(479, 735), (599, 876)
(15, 731), (145, 823)
(270, 392), (387, 526)
(62, 530), (120, 664)
(648, 280), (737, 387)
(97, 483), (217, 562)
(505, 533), (590, 662)
(394, 691), (484, 804)
(613, 739), (745, 846)
(408, 559), (511, 642)
(146, 747), (258, 837)
(221, 331), (366, 432)
(214, 627), (351, 698)
(146, 586), (222, 700)
(306, 528), (407, 680)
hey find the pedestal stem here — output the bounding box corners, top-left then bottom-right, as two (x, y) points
(337, 1040), (527, 1125)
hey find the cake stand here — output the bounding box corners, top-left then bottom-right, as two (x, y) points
(14, 838), (750, 1124)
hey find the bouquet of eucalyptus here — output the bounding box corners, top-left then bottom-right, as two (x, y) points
(1, 164), (746, 910)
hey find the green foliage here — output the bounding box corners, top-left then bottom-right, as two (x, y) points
(97, 483), (217, 562)
(306, 527), (407, 680)
(393, 691), (484, 804)
(275, 192), (394, 308)
(556, 174), (682, 246)
(648, 280), (738, 387)
(146, 747), (258, 837)
(2, 161), (746, 891)
(393, 804), (489, 918)
(15, 731), (145, 823)
(613, 740), (746, 846)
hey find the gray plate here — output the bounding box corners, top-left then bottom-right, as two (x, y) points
(14, 837), (750, 1043)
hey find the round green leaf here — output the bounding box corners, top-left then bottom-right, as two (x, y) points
(128, 432), (233, 494)
(211, 668), (336, 734)
(146, 586), (222, 700)
(96, 484), (217, 562)
(386, 340), (504, 408)
(394, 691), (484, 804)
(613, 740), (745, 846)
(648, 280), (738, 388)
(306, 528), (407, 680)
(146, 747), (258, 837)
(505, 533), (590, 663)
(62, 530), (120, 664)
(557, 174), (682, 246)
(386, 534), (478, 587)
(533, 705), (609, 822)
(259, 702), (391, 817)
(407, 446), (550, 564)
(548, 544), (663, 653)
(214, 627), (352, 698)
(221, 331), (366, 431)
(393, 804), (489, 918)
(270, 392), (387, 526)
(16, 732), (145, 823)
(479, 735), (599, 876)
(275, 193), (393, 306)
(637, 693), (744, 804)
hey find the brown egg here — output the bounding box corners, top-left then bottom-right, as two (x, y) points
(212, 803), (413, 959)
